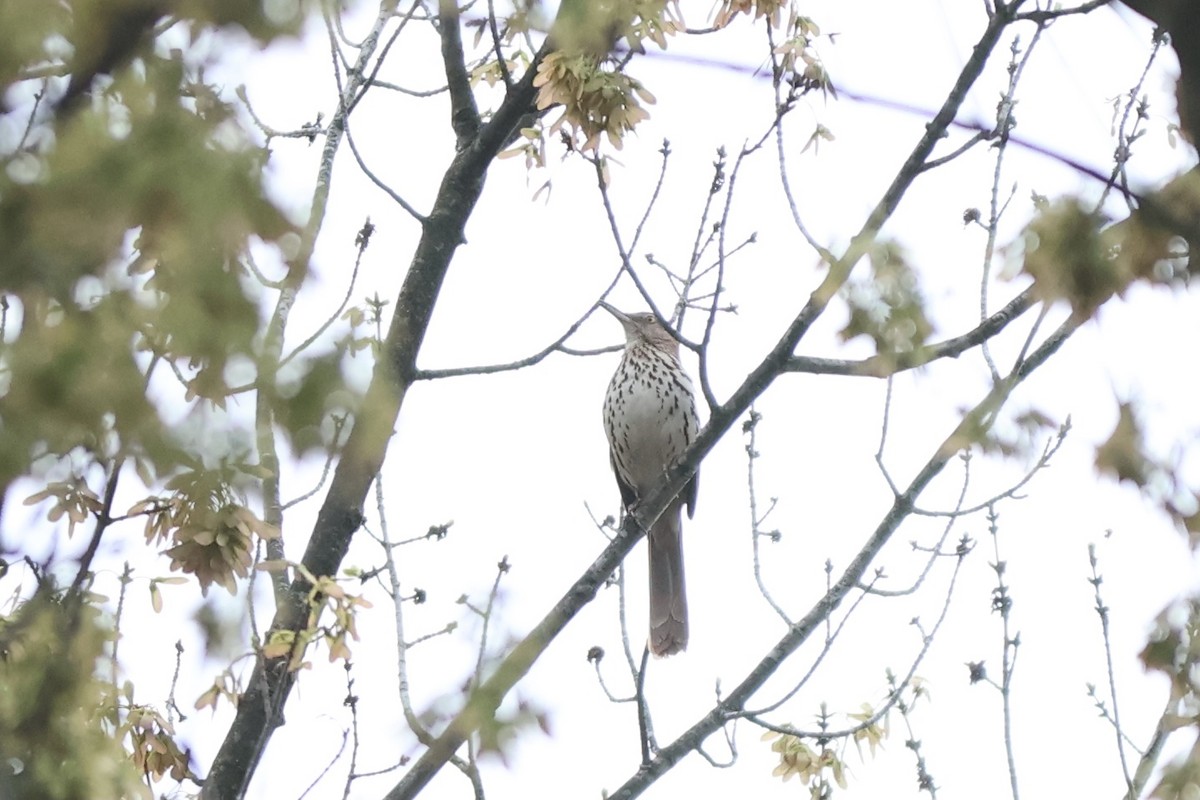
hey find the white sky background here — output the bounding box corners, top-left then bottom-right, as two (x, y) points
(27, 1), (1200, 798)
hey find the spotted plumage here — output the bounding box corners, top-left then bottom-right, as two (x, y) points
(599, 302), (699, 657)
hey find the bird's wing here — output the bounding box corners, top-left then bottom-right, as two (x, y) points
(609, 449), (638, 511)
(685, 468), (698, 520)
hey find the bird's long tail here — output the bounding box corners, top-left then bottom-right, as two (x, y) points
(647, 503), (688, 656)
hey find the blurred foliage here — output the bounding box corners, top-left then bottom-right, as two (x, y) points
(1093, 400), (1200, 546)
(840, 240), (933, 366)
(0, 0), (301, 101)
(1022, 173), (1200, 320)
(0, 12), (304, 483)
(1143, 598), (1200, 800)
(1095, 402), (1154, 488)
(0, 594), (146, 800)
(0, 1), (327, 796)
(1021, 199), (1117, 319)
(473, 691), (551, 765)
(549, 0), (681, 58)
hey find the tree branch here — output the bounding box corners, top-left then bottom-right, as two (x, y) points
(1126, 692), (1176, 800)
(1016, 0), (1112, 22)
(198, 31), (548, 800)
(607, 316), (1080, 800)
(439, 0), (480, 147)
(381, 7), (1020, 797)
(67, 460), (123, 603)
(785, 288), (1037, 377)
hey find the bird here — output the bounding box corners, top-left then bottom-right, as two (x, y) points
(599, 301), (700, 657)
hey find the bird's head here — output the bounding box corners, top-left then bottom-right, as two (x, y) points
(599, 301), (679, 352)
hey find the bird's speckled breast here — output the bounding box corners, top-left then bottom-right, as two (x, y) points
(603, 342), (699, 494)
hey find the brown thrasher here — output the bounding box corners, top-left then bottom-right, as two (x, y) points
(599, 302), (700, 657)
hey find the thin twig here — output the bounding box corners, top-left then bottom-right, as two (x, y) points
(987, 506), (1021, 800)
(785, 288), (1038, 378)
(1015, 0), (1114, 22)
(1126, 693), (1177, 800)
(911, 420), (1069, 517)
(280, 224), (373, 368)
(484, 0), (513, 89)
(1088, 544), (1134, 795)
(111, 562), (133, 686)
(749, 545), (969, 741)
(862, 451), (974, 596)
(298, 728), (349, 800)
(67, 460), (124, 602)
(978, 27), (1046, 382)
(373, 475), (477, 784)
(414, 306), (617, 380)
(341, 662), (361, 800)
(1097, 27), (1165, 212)
(743, 407), (791, 624)
(630, 140), (672, 256)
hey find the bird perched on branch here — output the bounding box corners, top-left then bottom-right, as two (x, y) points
(599, 302), (700, 657)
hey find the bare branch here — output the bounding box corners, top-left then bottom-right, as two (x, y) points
(630, 140), (672, 256)
(1015, 0), (1113, 22)
(608, 315), (1080, 800)
(1088, 544), (1134, 795)
(742, 408), (792, 624)
(199, 24), (550, 800)
(986, 507), (1021, 800)
(384, 11), (1030, 795)
(912, 421), (1069, 518)
(413, 306), (619, 380)
(251, 0), (396, 612)
(343, 120), (429, 222)
(978, 25), (1048, 382)
(1126, 693), (1176, 800)
(484, 0), (513, 89)
(785, 288), (1037, 377)
(370, 79), (449, 96)
(864, 454), (973, 596)
(743, 570), (881, 718)
(282, 415), (348, 511)
(67, 459), (123, 603)
(749, 545), (969, 741)
(439, 0), (481, 147)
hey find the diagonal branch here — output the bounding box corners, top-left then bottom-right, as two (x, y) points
(1016, 0), (1112, 21)
(380, 6), (1022, 798)
(67, 460), (124, 604)
(440, 0), (480, 147)
(785, 287), (1037, 377)
(255, 3), (395, 609)
(485, 0), (514, 89)
(1126, 692), (1176, 800)
(198, 32), (548, 800)
(608, 316), (1080, 800)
